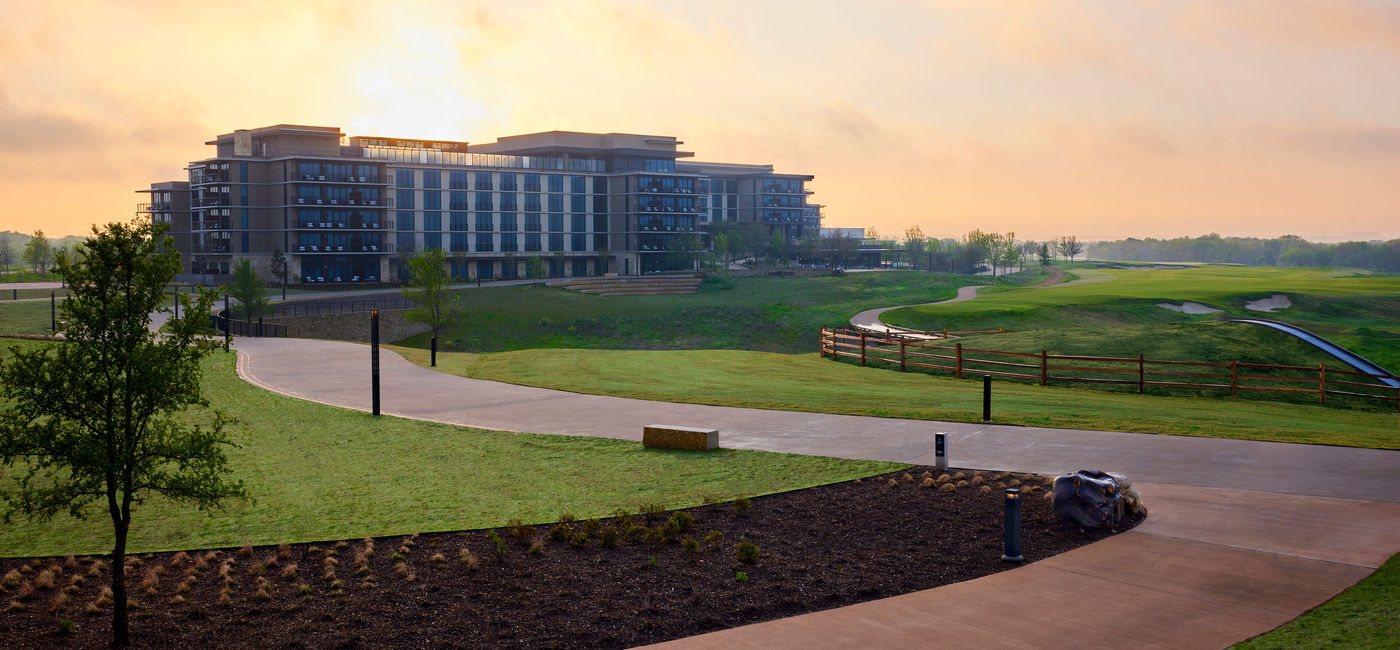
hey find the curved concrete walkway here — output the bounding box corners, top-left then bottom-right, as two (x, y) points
(850, 285), (986, 334)
(232, 337), (1400, 648)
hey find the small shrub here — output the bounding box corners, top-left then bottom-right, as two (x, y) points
(953, 471), (966, 480)
(886, 479), (898, 488)
(459, 548), (479, 570)
(328, 578), (343, 592)
(569, 532), (590, 548)
(281, 564), (298, 581)
(971, 475), (985, 486)
(550, 524), (572, 541)
(639, 502), (666, 523)
(671, 511), (694, 533)
(920, 471), (933, 480)
(661, 518), (681, 539)
(247, 562), (264, 577)
(611, 508), (633, 528)
(735, 571), (748, 583)
(123, 557), (141, 570)
(2, 569), (21, 587)
(217, 590), (231, 606)
(681, 537), (700, 553)
(507, 518), (535, 543)
(48, 591), (69, 612)
(264, 553), (280, 568)
(168, 595), (185, 606)
(430, 552), (446, 565)
(920, 477), (935, 488)
(939, 482), (956, 493)
(732, 497), (751, 516)
(626, 524), (649, 540)
(389, 552), (406, 563)
(900, 472), (914, 484)
(936, 474), (952, 484)
(255, 586), (271, 601)
(956, 480), (969, 489)
(581, 518), (601, 535)
(489, 531), (509, 559)
(57, 618), (76, 635)
(736, 539), (760, 564)
(645, 526), (668, 545)
(704, 530), (723, 543)
(393, 563), (409, 578)
(68, 574), (84, 588)
(1008, 479), (1022, 488)
(645, 556), (657, 567)
(15, 581), (34, 601)
(34, 569), (57, 590)
(238, 541), (253, 558)
(599, 526), (620, 547)
(980, 485), (992, 494)
(125, 598), (139, 610)
(95, 586), (114, 607)
(175, 578), (192, 594)
(529, 539), (545, 555)
(170, 551), (189, 566)
(278, 542), (292, 560)
(559, 511), (576, 524)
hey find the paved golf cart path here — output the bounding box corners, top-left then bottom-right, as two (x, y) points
(233, 337), (1400, 649)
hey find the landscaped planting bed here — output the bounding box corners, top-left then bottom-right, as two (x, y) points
(0, 467), (1141, 648)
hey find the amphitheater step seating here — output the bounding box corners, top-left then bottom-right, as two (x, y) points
(548, 275), (702, 296)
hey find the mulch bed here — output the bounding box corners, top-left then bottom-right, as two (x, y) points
(0, 467), (1142, 648)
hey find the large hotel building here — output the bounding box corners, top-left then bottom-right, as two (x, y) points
(138, 125), (820, 283)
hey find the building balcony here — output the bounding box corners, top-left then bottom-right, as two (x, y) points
(297, 174), (386, 184)
(294, 243), (393, 254)
(192, 244), (230, 254)
(296, 220), (393, 230)
(191, 173), (229, 185)
(191, 197), (227, 208)
(193, 220), (230, 231)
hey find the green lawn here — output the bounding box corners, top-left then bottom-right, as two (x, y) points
(0, 340), (902, 557)
(390, 346), (1400, 450)
(1236, 553), (1400, 649)
(398, 271), (1000, 353)
(0, 301), (57, 335)
(883, 266), (1400, 372)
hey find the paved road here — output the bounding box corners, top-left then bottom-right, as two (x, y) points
(231, 337), (1400, 649)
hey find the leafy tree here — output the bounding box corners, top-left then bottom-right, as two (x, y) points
(226, 258), (272, 322)
(22, 229), (52, 276)
(903, 225), (927, 269)
(865, 225), (881, 239)
(0, 220), (245, 647)
(269, 248), (289, 299)
(1058, 236), (1084, 262)
(1039, 242), (1053, 267)
(402, 247), (460, 341)
(526, 256), (547, 279)
(665, 233), (701, 271)
(769, 230), (786, 263)
(0, 233), (12, 281)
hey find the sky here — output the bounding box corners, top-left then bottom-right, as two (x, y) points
(1, 0), (1398, 242)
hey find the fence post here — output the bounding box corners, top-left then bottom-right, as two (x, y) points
(1318, 363), (1326, 405)
(1230, 359), (1238, 397)
(1138, 354), (1145, 394)
(899, 341), (906, 372)
(859, 331), (867, 367)
(1040, 350), (1048, 386)
(956, 342), (963, 379)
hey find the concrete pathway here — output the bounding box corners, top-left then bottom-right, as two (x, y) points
(231, 337), (1400, 649)
(849, 285), (986, 335)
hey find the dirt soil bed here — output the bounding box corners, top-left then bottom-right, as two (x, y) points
(0, 467), (1142, 648)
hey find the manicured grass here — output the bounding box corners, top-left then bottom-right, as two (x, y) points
(1235, 553), (1400, 649)
(0, 340), (902, 557)
(883, 266), (1400, 372)
(391, 346), (1400, 450)
(0, 300), (57, 335)
(399, 272), (998, 353)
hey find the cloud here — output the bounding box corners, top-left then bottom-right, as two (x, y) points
(1174, 0), (1400, 55)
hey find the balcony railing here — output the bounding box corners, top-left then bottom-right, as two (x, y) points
(293, 242), (394, 254)
(191, 173), (229, 185)
(193, 220), (230, 231)
(296, 220), (393, 230)
(296, 174), (385, 184)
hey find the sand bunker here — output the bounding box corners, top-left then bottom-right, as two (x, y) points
(1246, 294), (1292, 312)
(1158, 302), (1222, 315)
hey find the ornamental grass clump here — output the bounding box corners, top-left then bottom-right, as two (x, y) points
(459, 548), (479, 570)
(550, 523), (572, 542)
(732, 497), (752, 516)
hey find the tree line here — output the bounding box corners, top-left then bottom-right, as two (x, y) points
(1087, 234), (1400, 271)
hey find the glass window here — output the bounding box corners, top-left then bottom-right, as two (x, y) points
(475, 192), (493, 211)
(571, 175), (586, 194)
(424, 192), (441, 210)
(424, 232), (442, 250)
(571, 233), (587, 251)
(396, 168), (414, 187)
(525, 213), (541, 231)
(396, 232), (416, 253)
(501, 232), (518, 252)
(500, 193), (517, 211)
(397, 211), (415, 231)
(571, 214), (587, 232)
(475, 213), (493, 231)
(593, 176), (607, 193)
(548, 194), (563, 212)
(423, 169), (440, 189)
(450, 212), (468, 231)
(548, 213), (564, 232)
(571, 195), (585, 212)
(500, 174), (517, 191)
(593, 214), (607, 231)
(423, 212), (442, 231)
(475, 171), (493, 190)
(449, 170), (468, 190)
(547, 174), (563, 193)
(593, 195), (607, 213)
(523, 173), (541, 192)
(524, 194), (541, 212)
(450, 191), (469, 210)
(524, 233), (541, 251)
(396, 189), (415, 209)
(549, 233), (564, 251)
(450, 233), (469, 252)
(476, 233), (493, 252)
(500, 213), (517, 231)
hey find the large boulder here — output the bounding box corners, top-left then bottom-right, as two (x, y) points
(1053, 470), (1146, 528)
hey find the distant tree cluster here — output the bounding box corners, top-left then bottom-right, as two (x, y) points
(1087, 234), (1400, 271)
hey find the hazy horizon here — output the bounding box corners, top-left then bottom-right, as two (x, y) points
(2, 0), (1397, 241)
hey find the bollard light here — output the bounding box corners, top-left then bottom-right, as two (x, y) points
(51, 292), (56, 332)
(982, 375), (992, 422)
(431, 335), (438, 367)
(1002, 488), (1024, 563)
(370, 309), (381, 417)
(935, 432), (948, 471)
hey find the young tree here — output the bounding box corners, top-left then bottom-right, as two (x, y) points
(0, 233), (12, 281)
(226, 258), (272, 322)
(903, 225), (927, 270)
(1058, 236), (1084, 262)
(0, 220), (245, 647)
(268, 248), (289, 300)
(1039, 242), (1053, 267)
(525, 256), (547, 279)
(402, 247), (460, 341)
(22, 229), (52, 276)
(769, 230), (786, 263)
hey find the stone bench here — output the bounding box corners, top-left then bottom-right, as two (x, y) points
(643, 425), (719, 450)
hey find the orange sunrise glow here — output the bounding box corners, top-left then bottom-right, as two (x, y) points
(1, 0), (1398, 241)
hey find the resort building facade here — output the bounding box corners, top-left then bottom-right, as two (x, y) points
(138, 125), (818, 283)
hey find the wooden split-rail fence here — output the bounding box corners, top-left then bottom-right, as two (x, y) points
(819, 326), (1400, 412)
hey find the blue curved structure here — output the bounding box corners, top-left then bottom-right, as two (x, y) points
(1229, 318), (1399, 389)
